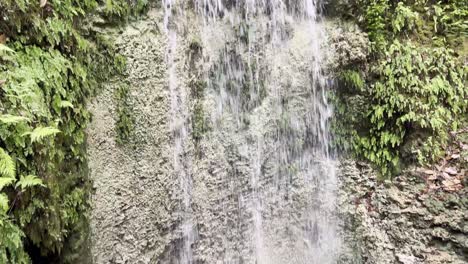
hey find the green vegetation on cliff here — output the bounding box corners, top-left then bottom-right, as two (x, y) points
(0, 0), (152, 262)
(329, 0), (467, 176)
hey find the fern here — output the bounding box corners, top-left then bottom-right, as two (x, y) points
(0, 44), (16, 62)
(392, 2), (418, 33)
(23, 126), (61, 143)
(0, 178), (15, 191)
(0, 148), (15, 179)
(0, 193), (9, 213)
(332, 0), (467, 176)
(59, 100), (74, 109)
(15, 175), (45, 190)
(0, 215), (28, 264)
(0, 44), (14, 52)
(0, 44), (15, 55)
(340, 70), (364, 90)
(0, 114), (30, 124)
(0, 0), (147, 260)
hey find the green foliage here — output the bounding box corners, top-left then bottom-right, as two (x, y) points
(15, 175), (45, 190)
(354, 41), (466, 175)
(23, 127), (61, 144)
(0, 193), (9, 212)
(331, 0), (467, 176)
(329, 0), (467, 51)
(340, 70), (365, 91)
(392, 2), (419, 34)
(425, 0), (468, 45)
(192, 102), (207, 141)
(365, 0), (390, 50)
(103, 0), (150, 20)
(0, 215), (29, 264)
(0, 114), (30, 124)
(0, 44), (14, 53)
(0, 148), (15, 178)
(0, 0), (152, 262)
(189, 77), (209, 143)
(0, 177), (15, 191)
(415, 136), (444, 164)
(115, 84), (134, 144)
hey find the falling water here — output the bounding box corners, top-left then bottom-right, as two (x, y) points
(163, 1), (196, 263)
(162, 0), (340, 263)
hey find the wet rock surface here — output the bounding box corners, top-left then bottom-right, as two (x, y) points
(339, 160), (468, 264)
(327, 23), (369, 70)
(86, 6), (467, 264)
(87, 9), (178, 264)
(88, 7), (340, 263)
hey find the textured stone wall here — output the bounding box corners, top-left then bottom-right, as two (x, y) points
(86, 6), (467, 264)
(88, 7), (341, 263)
(87, 9), (179, 263)
(339, 160), (468, 264)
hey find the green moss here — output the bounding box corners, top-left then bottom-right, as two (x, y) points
(424, 197), (446, 215)
(190, 77), (210, 142)
(190, 79), (206, 98)
(115, 83), (134, 145)
(192, 101), (208, 141)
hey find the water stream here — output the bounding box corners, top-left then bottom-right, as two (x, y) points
(162, 1), (340, 263)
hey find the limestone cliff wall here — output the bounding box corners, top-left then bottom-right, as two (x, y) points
(339, 160), (468, 264)
(86, 7), (467, 264)
(87, 10), (178, 263)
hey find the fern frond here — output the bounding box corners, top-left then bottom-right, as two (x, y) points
(0, 114), (30, 124)
(0, 44), (15, 62)
(15, 175), (45, 190)
(23, 126), (60, 143)
(0, 193), (9, 213)
(59, 101), (74, 108)
(0, 148), (15, 178)
(0, 177), (15, 190)
(341, 70), (364, 90)
(0, 44), (15, 53)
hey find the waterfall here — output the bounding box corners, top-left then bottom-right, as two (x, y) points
(162, 1), (341, 263)
(163, 1), (196, 262)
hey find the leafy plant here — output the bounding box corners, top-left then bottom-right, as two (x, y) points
(15, 175), (45, 190)
(23, 127), (61, 143)
(364, 0), (390, 50)
(331, 0), (467, 176)
(0, 147), (15, 178)
(0, 0), (153, 262)
(392, 2), (419, 34)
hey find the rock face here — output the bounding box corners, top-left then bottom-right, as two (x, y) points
(88, 5), (341, 264)
(339, 160), (468, 264)
(87, 10), (179, 264)
(87, 6), (467, 264)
